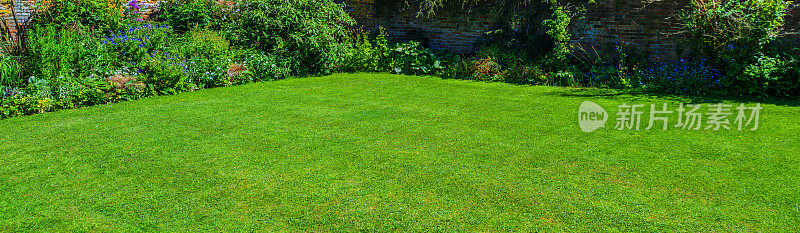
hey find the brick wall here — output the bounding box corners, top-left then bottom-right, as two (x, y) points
(1, 0), (35, 34)
(1, 0), (162, 33)
(339, 0), (699, 56)
(571, 0), (692, 59)
(5, 0), (799, 56)
(344, 0), (800, 57)
(345, 0), (497, 53)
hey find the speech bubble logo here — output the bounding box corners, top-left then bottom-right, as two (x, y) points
(578, 101), (608, 133)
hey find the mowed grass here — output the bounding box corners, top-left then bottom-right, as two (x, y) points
(1, 73), (798, 231)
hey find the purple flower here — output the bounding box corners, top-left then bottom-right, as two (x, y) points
(128, 0), (141, 10)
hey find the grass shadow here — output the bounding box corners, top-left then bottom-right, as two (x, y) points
(548, 87), (800, 107)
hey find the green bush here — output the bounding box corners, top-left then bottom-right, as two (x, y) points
(180, 29), (230, 59)
(142, 52), (191, 94)
(29, 0), (127, 32)
(245, 53), (292, 81)
(339, 28), (381, 72)
(380, 41), (449, 76)
(0, 91), (39, 118)
(340, 28), (452, 76)
(0, 55), (23, 87)
(542, 4), (572, 68)
(153, 0), (230, 32)
(768, 49), (800, 96)
(681, 0), (793, 96)
(184, 54), (233, 88)
(25, 26), (97, 92)
(225, 0), (354, 73)
(100, 23), (174, 68)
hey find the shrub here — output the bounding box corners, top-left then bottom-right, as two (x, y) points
(442, 43), (546, 84)
(225, 0), (354, 73)
(25, 26), (97, 90)
(542, 4), (572, 68)
(680, 0), (793, 96)
(184, 53), (232, 88)
(635, 59), (725, 96)
(29, 0), (127, 32)
(550, 69), (581, 87)
(141, 51), (191, 94)
(765, 49), (800, 96)
(0, 55), (23, 87)
(339, 28), (381, 72)
(380, 41), (448, 75)
(681, 0), (790, 62)
(244, 53), (292, 81)
(471, 57), (507, 82)
(0, 92), (39, 118)
(180, 29), (230, 59)
(125, 0), (145, 22)
(152, 0), (229, 32)
(340, 28), (453, 76)
(100, 23), (174, 67)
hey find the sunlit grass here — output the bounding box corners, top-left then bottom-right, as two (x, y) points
(1, 73), (798, 231)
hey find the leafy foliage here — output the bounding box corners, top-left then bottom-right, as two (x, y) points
(152, 0), (231, 32)
(29, 0), (128, 32)
(25, 26), (96, 86)
(680, 0), (794, 97)
(225, 0), (354, 73)
(179, 29), (230, 59)
(244, 52), (292, 81)
(339, 28), (453, 76)
(0, 55), (23, 87)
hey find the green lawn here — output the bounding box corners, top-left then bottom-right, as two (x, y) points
(1, 73), (798, 231)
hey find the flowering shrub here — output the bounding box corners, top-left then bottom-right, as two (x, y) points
(635, 59), (725, 96)
(245, 53), (291, 81)
(100, 23), (173, 66)
(142, 51), (192, 94)
(681, 0), (794, 97)
(125, 0), (144, 22)
(184, 54), (232, 88)
(471, 57), (507, 82)
(30, 0), (127, 32)
(441, 44), (545, 84)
